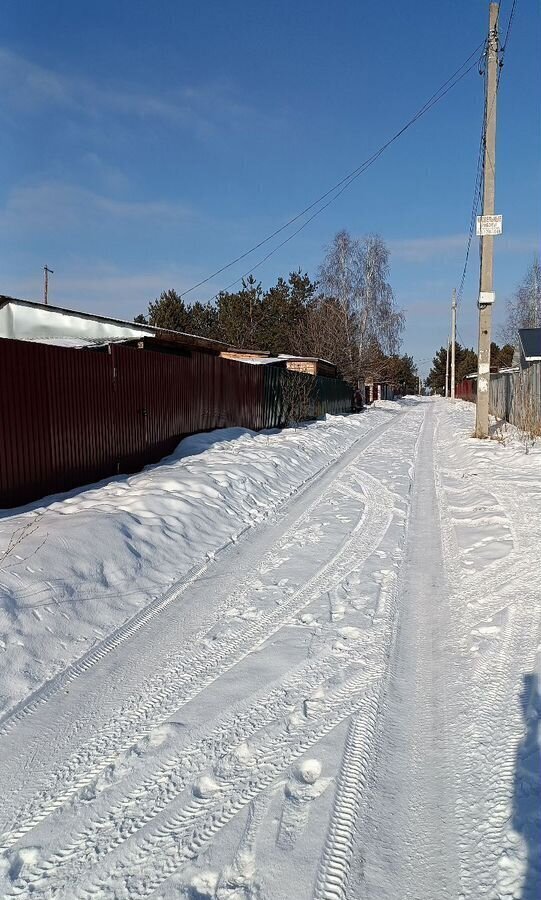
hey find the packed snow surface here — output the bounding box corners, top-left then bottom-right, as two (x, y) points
(0, 398), (539, 900)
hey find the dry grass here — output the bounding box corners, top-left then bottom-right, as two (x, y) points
(0, 512), (47, 568)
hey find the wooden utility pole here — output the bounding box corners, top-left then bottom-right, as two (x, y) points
(43, 266), (54, 305)
(475, 2), (500, 437)
(451, 288), (457, 399)
(445, 336), (450, 398)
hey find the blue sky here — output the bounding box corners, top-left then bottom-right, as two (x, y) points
(2, 0), (540, 374)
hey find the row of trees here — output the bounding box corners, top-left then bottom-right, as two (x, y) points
(135, 270), (317, 358)
(426, 342), (514, 395)
(136, 230), (417, 391)
(427, 257), (540, 395)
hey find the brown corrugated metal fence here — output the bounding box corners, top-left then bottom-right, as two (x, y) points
(0, 338), (352, 509)
(456, 378), (477, 402)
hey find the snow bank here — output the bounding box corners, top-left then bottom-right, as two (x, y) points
(0, 410), (390, 717)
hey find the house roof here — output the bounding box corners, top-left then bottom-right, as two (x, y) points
(0, 295), (341, 369)
(518, 327), (541, 362)
(277, 354), (336, 367)
(0, 295), (229, 354)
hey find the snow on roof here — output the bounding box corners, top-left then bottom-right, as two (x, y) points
(0, 295), (227, 351)
(237, 354), (337, 369)
(277, 354), (336, 367)
(240, 356), (285, 365)
(22, 336), (116, 349)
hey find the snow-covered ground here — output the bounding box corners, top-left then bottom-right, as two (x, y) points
(0, 398), (539, 900)
(0, 410), (395, 720)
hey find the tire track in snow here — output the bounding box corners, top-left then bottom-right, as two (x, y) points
(11, 648), (356, 892)
(73, 661), (390, 899)
(0, 453), (397, 852)
(4, 408), (426, 899)
(433, 405), (541, 899)
(312, 708), (378, 900)
(0, 413), (393, 741)
(312, 401), (425, 900)
(62, 410), (423, 900)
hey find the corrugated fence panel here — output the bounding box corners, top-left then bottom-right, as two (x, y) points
(1, 341), (52, 505)
(0, 338), (115, 507)
(314, 374), (354, 417)
(262, 367), (353, 427)
(1, 340), (355, 509)
(456, 379), (476, 402)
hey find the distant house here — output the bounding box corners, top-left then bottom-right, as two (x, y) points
(0, 298), (344, 381)
(220, 349), (338, 379)
(364, 376), (394, 404)
(517, 327), (541, 369)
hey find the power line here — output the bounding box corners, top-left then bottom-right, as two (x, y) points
(205, 50), (485, 302)
(179, 40), (486, 301)
(456, 51), (488, 306)
(456, 0), (517, 308)
(501, 0), (517, 50)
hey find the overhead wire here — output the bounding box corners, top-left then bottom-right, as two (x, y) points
(456, 0), (517, 309)
(205, 51), (486, 302)
(177, 40), (486, 301)
(501, 0), (517, 50)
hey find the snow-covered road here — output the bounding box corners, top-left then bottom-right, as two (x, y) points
(0, 399), (539, 899)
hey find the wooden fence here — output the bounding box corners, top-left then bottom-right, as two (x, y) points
(489, 363), (541, 428)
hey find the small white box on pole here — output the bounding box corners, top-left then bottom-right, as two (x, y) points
(478, 291), (496, 306)
(476, 214), (502, 236)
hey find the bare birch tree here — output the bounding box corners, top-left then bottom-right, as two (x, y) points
(501, 258), (541, 344)
(316, 230), (404, 384)
(317, 231), (363, 381)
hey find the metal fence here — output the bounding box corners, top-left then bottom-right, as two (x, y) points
(490, 363), (541, 427)
(456, 378), (477, 402)
(0, 338), (353, 509)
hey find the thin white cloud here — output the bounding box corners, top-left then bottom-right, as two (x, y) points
(0, 48), (275, 138)
(499, 235), (540, 255)
(0, 181), (194, 233)
(389, 235), (466, 263)
(2, 264), (223, 319)
(390, 233), (541, 263)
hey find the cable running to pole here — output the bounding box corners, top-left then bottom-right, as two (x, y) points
(456, 0), (517, 306)
(205, 55), (484, 302)
(179, 40), (486, 300)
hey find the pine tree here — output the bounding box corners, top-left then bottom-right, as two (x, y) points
(145, 289), (189, 332)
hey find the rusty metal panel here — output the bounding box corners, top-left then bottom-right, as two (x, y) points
(0, 338), (115, 508)
(112, 346), (236, 472)
(1, 338), (354, 510)
(456, 379), (477, 402)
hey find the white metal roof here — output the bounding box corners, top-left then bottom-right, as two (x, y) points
(0, 295), (227, 351)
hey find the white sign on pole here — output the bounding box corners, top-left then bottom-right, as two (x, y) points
(476, 214), (503, 236)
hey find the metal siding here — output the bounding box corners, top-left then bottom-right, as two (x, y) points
(0, 338), (116, 507)
(456, 379), (477, 402)
(1, 338), (355, 509)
